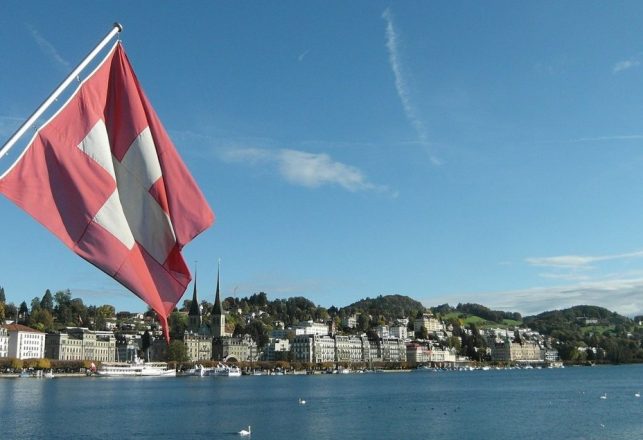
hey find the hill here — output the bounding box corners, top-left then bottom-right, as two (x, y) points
(345, 294), (424, 322)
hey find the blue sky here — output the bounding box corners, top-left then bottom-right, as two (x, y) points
(2, 1), (643, 317)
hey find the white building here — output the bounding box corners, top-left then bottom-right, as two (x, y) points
(389, 325), (408, 340)
(3, 324), (45, 359)
(375, 325), (389, 339)
(292, 334), (335, 364)
(294, 320), (330, 336)
(0, 326), (8, 358)
(414, 314), (443, 335)
(335, 335), (364, 364)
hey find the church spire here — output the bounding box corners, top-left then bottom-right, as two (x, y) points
(211, 259), (225, 337)
(212, 259), (222, 315)
(188, 263), (201, 331)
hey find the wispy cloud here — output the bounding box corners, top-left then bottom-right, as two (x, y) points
(221, 147), (394, 194)
(298, 49), (310, 62)
(570, 134), (643, 143)
(613, 53), (642, 73)
(382, 8), (440, 165)
(526, 250), (643, 269)
(27, 24), (70, 71)
(426, 277), (643, 317)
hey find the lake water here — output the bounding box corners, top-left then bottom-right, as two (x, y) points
(1, 365), (641, 439)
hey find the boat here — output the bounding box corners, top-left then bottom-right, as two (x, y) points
(44, 370), (55, 379)
(95, 356), (176, 377)
(184, 364), (214, 377)
(210, 363), (242, 377)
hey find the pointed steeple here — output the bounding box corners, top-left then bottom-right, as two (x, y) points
(211, 259), (226, 338)
(188, 264), (201, 332)
(212, 263), (222, 315)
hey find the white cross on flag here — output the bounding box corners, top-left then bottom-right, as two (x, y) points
(0, 42), (214, 342)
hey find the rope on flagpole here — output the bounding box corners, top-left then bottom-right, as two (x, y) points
(0, 23), (123, 159)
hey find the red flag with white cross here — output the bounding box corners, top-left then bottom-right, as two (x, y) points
(0, 42), (214, 342)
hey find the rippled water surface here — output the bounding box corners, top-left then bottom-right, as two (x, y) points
(1, 364), (641, 439)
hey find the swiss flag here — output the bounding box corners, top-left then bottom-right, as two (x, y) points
(0, 42), (214, 342)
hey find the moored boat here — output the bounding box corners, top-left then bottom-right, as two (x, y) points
(96, 356), (176, 377)
(210, 363), (241, 377)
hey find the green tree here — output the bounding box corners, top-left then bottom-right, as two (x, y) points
(0, 302), (5, 323)
(168, 311), (188, 340)
(18, 301), (29, 323)
(0, 286), (5, 303)
(30, 297), (41, 314)
(245, 320), (269, 348)
(29, 309), (54, 332)
(4, 303), (17, 322)
(93, 304), (115, 331)
(357, 314), (370, 332)
(40, 290), (54, 312)
(54, 290), (73, 325)
(166, 340), (188, 362)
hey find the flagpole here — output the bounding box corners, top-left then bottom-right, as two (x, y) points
(0, 22), (123, 159)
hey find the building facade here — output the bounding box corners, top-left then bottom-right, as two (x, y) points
(490, 339), (543, 363)
(213, 335), (257, 362)
(3, 324), (45, 359)
(0, 326), (8, 358)
(45, 328), (115, 362)
(184, 332), (213, 362)
(262, 338), (290, 362)
(414, 314), (443, 335)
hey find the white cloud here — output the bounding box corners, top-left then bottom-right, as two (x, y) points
(426, 277), (643, 317)
(570, 134), (643, 143)
(382, 8), (440, 165)
(526, 250), (643, 269)
(221, 147), (392, 194)
(298, 49), (310, 62)
(27, 24), (70, 71)
(613, 55), (641, 73)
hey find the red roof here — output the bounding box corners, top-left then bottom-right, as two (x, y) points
(1, 323), (44, 333)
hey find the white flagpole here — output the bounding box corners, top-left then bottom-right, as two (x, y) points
(0, 23), (123, 159)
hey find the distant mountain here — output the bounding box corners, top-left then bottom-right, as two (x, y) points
(345, 294), (424, 321)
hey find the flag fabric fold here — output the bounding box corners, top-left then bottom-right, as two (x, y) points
(0, 42), (214, 342)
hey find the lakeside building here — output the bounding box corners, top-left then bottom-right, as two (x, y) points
(2, 323), (45, 359)
(0, 327), (8, 358)
(213, 334), (258, 362)
(335, 335), (365, 364)
(184, 332), (213, 362)
(115, 333), (141, 362)
(262, 338), (290, 362)
(292, 334), (335, 363)
(406, 343), (459, 367)
(294, 320), (331, 336)
(490, 338), (544, 363)
(45, 327), (115, 362)
(414, 314), (443, 336)
(183, 272), (214, 362)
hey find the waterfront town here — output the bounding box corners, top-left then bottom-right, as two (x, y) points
(0, 276), (564, 374)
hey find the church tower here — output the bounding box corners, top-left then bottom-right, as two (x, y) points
(211, 262), (226, 338)
(188, 269), (201, 332)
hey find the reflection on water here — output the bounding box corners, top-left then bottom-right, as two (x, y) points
(1, 365), (642, 440)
